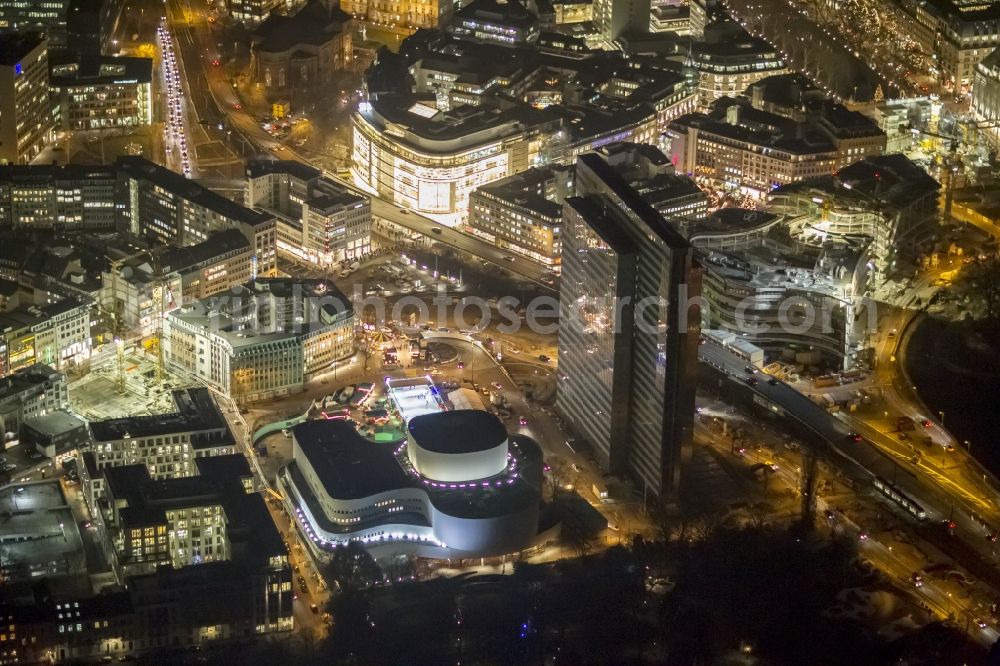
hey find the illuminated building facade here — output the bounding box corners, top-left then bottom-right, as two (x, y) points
(49, 55), (153, 130)
(0, 297), (92, 374)
(690, 35), (787, 109)
(340, 0), (453, 30)
(230, 0), (283, 23)
(468, 167), (565, 268)
(279, 411), (549, 560)
(115, 156), (278, 278)
(163, 279), (355, 402)
(556, 153), (701, 500)
(352, 94), (560, 225)
(452, 0), (540, 46)
(101, 229), (254, 337)
(0, 164), (117, 229)
(974, 47), (1000, 137)
(665, 100), (841, 195)
(246, 160), (372, 266)
(0, 363), (68, 440)
(0, 33), (54, 165)
(86, 387), (239, 483)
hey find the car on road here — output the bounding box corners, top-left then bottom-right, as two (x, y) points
(976, 618), (988, 629)
(921, 419), (932, 428)
(456, 361), (464, 369)
(503, 255), (516, 262)
(744, 366), (756, 374)
(911, 572), (923, 587)
(519, 416), (528, 426)
(399, 208), (409, 214)
(847, 432), (863, 442)
(491, 382), (502, 391)
(857, 531), (869, 541)
(745, 377), (758, 386)
(310, 604), (319, 614)
(767, 377), (779, 386)
(537, 354), (550, 363)
(431, 227), (442, 234)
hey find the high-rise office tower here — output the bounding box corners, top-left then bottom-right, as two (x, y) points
(0, 33), (54, 165)
(556, 153), (701, 500)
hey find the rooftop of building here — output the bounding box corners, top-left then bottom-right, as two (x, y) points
(563, 195), (637, 256)
(636, 173), (706, 209)
(115, 156), (273, 228)
(0, 363), (62, 402)
(578, 153), (690, 250)
(293, 419), (412, 500)
(474, 168), (562, 220)
(88, 387), (233, 446)
(0, 162), (117, 182)
(158, 228), (251, 276)
(167, 277), (352, 347)
(0, 32), (46, 65)
(670, 98), (838, 156)
(0, 295), (88, 333)
(773, 153), (940, 208)
(252, 0), (351, 53)
(687, 207), (779, 238)
(362, 93), (559, 148)
(456, 0), (539, 28)
(49, 54), (153, 86)
(23, 409), (87, 437)
(245, 158), (322, 182)
(407, 410), (508, 455)
(0, 481), (86, 582)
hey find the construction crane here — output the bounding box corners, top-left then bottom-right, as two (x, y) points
(105, 249), (170, 393)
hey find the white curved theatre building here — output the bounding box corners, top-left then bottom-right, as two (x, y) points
(278, 410), (552, 560)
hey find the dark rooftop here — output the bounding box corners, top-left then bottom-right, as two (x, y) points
(49, 55), (153, 86)
(253, 0), (351, 53)
(407, 410), (508, 455)
(246, 159), (322, 182)
(0, 32), (45, 65)
(293, 420), (411, 500)
(89, 387), (234, 449)
(115, 156), (273, 228)
(578, 153), (691, 250)
(159, 228), (250, 275)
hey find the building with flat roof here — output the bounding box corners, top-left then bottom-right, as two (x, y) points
(0, 481), (86, 583)
(452, 0), (541, 46)
(101, 228), (254, 337)
(469, 167), (565, 268)
(49, 55), (153, 130)
(278, 413), (549, 560)
(0, 33), (54, 165)
(86, 387), (238, 481)
(163, 279), (355, 402)
(0, 296), (92, 375)
(0, 163), (117, 229)
(115, 156), (278, 278)
(352, 91), (561, 225)
(555, 153), (701, 500)
(246, 159), (371, 266)
(23, 408), (89, 457)
(0, 364), (67, 445)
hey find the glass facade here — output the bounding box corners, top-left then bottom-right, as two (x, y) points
(556, 154), (700, 499)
